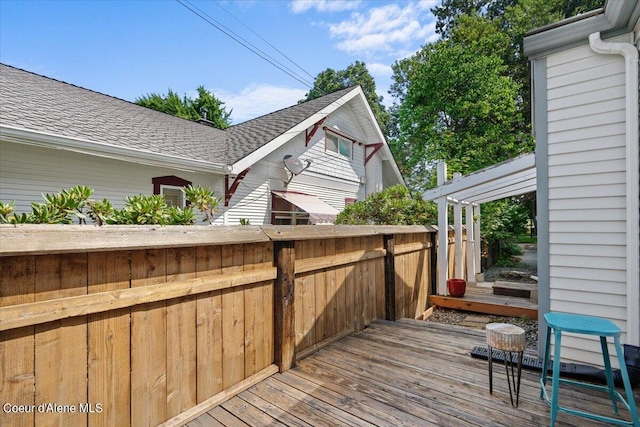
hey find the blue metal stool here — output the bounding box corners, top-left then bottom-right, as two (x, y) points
(540, 312), (639, 426)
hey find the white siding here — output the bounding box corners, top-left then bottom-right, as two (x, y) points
(0, 141), (224, 222)
(221, 163), (270, 226)
(224, 101), (386, 224)
(546, 41), (628, 366)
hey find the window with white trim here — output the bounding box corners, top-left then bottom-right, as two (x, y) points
(152, 175), (191, 207)
(325, 132), (352, 159)
(160, 185), (186, 207)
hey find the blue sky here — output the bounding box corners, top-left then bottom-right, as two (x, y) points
(1, 0), (439, 123)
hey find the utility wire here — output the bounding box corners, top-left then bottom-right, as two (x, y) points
(176, 0), (356, 123)
(211, 0), (316, 81)
(176, 0), (315, 88)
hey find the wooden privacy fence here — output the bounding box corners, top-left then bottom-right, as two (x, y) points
(0, 224), (464, 427)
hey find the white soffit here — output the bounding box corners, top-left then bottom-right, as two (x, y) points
(422, 153), (536, 204)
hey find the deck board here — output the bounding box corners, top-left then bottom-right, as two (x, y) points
(189, 319), (638, 426)
(429, 283), (538, 318)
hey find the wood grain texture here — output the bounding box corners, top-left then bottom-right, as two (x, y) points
(34, 253), (88, 427)
(221, 245), (245, 389)
(166, 247), (197, 418)
(0, 267), (276, 331)
(130, 249), (167, 427)
(0, 256), (35, 427)
(87, 250), (130, 427)
(190, 320), (630, 427)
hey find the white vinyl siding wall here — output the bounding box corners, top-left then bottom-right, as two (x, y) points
(546, 42), (628, 366)
(0, 141), (223, 221)
(225, 103), (374, 224)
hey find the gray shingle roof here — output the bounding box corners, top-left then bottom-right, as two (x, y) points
(0, 64), (358, 169)
(0, 64), (229, 165)
(226, 86), (357, 164)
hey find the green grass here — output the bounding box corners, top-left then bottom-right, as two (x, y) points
(517, 235), (537, 244)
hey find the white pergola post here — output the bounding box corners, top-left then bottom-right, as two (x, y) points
(422, 153), (536, 289)
(465, 202), (475, 283)
(437, 162), (448, 295)
(474, 204), (482, 282)
(453, 173), (463, 279)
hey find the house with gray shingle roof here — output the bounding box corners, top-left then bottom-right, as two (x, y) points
(0, 64), (403, 225)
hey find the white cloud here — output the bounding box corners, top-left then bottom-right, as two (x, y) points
(217, 84), (307, 123)
(289, 0), (362, 14)
(327, 1), (438, 58)
(367, 62), (393, 78)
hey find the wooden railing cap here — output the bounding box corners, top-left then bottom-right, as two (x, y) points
(0, 224), (270, 256)
(0, 224), (437, 256)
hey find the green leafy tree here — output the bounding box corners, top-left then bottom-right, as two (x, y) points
(430, 0), (603, 133)
(135, 86), (232, 129)
(391, 27), (533, 189)
(432, 0), (602, 39)
(335, 185), (437, 226)
(481, 197), (530, 266)
(303, 61), (390, 134)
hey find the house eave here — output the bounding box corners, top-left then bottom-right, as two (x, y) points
(228, 88), (362, 175)
(524, 0), (640, 58)
(228, 87), (405, 187)
(0, 125), (229, 174)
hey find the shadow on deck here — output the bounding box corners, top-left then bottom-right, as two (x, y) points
(429, 283), (538, 319)
(187, 319), (637, 427)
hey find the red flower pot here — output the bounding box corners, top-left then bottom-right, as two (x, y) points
(447, 279), (466, 297)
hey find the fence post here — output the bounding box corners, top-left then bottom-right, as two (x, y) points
(383, 235), (396, 321)
(274, 240), (295, 372)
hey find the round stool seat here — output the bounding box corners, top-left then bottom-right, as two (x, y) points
(486, 323), (526, 352)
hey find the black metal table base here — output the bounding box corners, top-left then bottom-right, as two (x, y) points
(488, 345), (524, 407)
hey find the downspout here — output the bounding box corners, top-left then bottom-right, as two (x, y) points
(589, 32), (639, 346)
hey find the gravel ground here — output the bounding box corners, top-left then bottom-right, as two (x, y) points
(426, 262), (539, 351)
(426, 307), (538, 351)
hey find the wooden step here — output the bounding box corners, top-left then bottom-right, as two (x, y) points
(492, 281), (536, 299)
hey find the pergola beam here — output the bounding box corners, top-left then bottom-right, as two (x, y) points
(453, 170), (536, 202)
(423, 153), (535, 202)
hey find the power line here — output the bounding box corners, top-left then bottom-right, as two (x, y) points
(211, 0), (316, 81)
(176, 0), (315, 89)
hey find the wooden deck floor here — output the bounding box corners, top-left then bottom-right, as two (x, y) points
(187, 319), (638, 427)
(429, 283), (538, 319)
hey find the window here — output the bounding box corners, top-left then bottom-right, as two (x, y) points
(325, 132), (352, 159)
(271, 194), (310, 225)
(152, 175), (191, 207)
(160, 185), (185, 207)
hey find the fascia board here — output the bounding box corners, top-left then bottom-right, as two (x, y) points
(524, 0), (639, 58)
(524, 13), (611, 58)
(381, 145), (405, 185)
(228, 88), (361, 175)
(1, 125), (228, 174)
(351, 86), (405, 185)
(605, 0), (640, 30)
